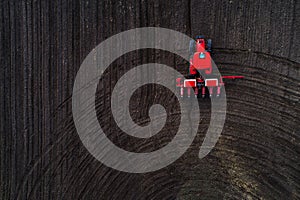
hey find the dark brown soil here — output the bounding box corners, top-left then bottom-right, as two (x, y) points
(1, 0), (299, 199)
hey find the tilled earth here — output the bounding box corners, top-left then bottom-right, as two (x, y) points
(1, 0), (299, 199)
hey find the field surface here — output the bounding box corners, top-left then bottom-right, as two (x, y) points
(1, 0), (299, 199)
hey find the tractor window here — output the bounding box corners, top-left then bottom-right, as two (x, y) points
(199, 53), (205, 59)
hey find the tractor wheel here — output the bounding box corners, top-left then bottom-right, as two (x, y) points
(189, 39), (195, 57)
(207, 39), (212, 52)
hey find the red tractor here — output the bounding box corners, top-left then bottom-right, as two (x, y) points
(176, 35), (244, 98)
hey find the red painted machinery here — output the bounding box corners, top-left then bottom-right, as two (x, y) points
(176, 35), (244, 98)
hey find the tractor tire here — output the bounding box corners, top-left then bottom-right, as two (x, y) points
(189, 39), (195, 57)
(207, 39), (212, 52)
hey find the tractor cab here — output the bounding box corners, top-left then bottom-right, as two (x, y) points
(190, 51), (212, 75)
